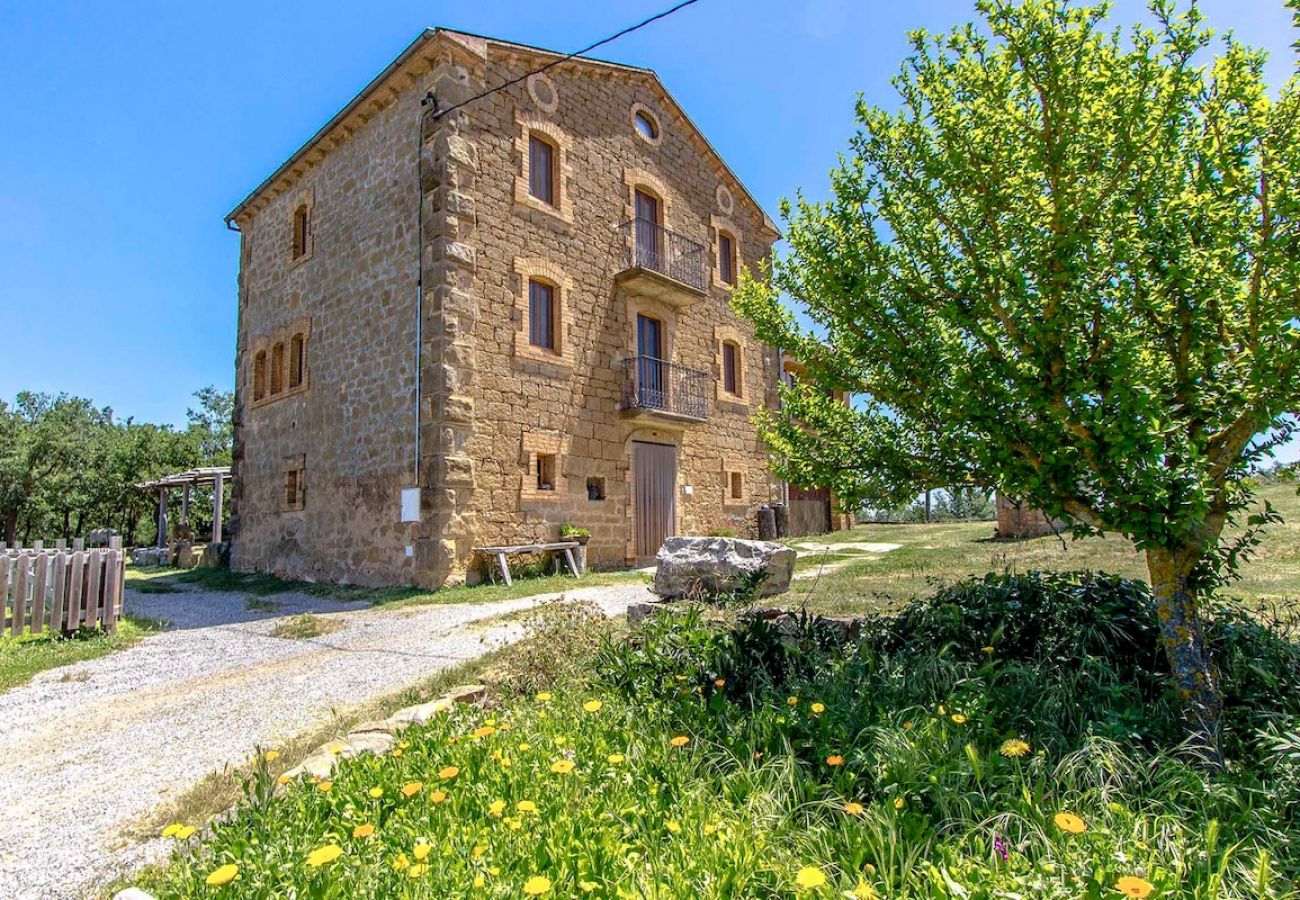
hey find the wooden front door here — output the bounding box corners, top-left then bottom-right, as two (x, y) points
(633, 441), (677, 559)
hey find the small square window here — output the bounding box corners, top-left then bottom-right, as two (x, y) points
(586, 477), (606, 501)
(729, 471), (743, 501)
(536, 453), (557, 492)
(282, 455), (306, 511)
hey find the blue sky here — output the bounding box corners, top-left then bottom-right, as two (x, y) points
(1, 0), (1295, 454)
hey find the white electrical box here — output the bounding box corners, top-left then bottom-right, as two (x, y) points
(400, 488), (421, 522)
(683, 485), (694, 495)
(405, 545), (414, 558)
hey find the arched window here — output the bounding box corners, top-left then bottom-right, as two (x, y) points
(253, 351), (268, 401)
(292, 204), (310, 258)
(289, 333), (305, 389)
(528, 133), (556, 205)
(271, 342), (285, 395)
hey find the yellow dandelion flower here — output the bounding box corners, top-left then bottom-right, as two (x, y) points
(262, 750), (280, 763)
(1116, 876), (1154, 898)
(517, 800), (537, 813)
(787, 696), (799, 706)
(471, 845), (486, 859)
(368, 787), (384, 798)
(810, 702), (826, 714)
(999, 739), (1031, 758)
(794, 866), (827, 889)
(579, 881), (599, 892)
(474, 874), (486, 888)
(554, 736), (566, 747)
(317, 780), (333, 793)
(523, 875), (552, 895)
(392, 748), (404, 757)
(583, 699), (603, 713)
(392, 852), (410, 872)
(353, 823), (375, 839)
(950, 713), (967, 724)
(408, 864), (428, 878)
(489, 799), (506, 817)
(703, 823), (718, 835)
(847, 879), (876, 899)
(535, 692), (553, 702)
(893, 797), (906, 810)
(399, 739), (410, 749)
(161, 823), (182, 838)
(1054, 812), (1087, 834)
(903, 721), (914, 730)
(430, 789), (447, 804)
(550, 759), (575, 774)
(276, 773), (292, 785)
(538, 709), (548, 719)
(205, 863), (239, 886)
(438, 765), (459, 780)
(414, 843), (431, 861)
(519, 742), (531, 751)
(472, 725), (496, 739)
(982, 646), (995, 654)
(607, 753), (625, 765)
(665, 820), (681, 834)
(669, 735), (690, 748)
(843, 801), (865, 816)
(938, 705), (947, 715)
(401, 781), (423, 798)
(306, 844), (343, 868)
(714, 678), (726, 688)
(826, 754), (845, 767)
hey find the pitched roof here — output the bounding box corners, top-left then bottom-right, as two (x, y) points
(224, 28), (778, 237)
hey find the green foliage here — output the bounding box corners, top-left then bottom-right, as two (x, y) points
(140, 575), (1300, 897)
(557, 523), (590, 539)
(0, 386), (233, 546)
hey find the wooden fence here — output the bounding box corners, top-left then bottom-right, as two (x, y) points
(1, 541), (125, 636)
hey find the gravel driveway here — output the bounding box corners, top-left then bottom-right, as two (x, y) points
(0, 578), (653, 899)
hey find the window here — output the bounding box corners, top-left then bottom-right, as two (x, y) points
(718, 232), (736, 285)
(253, 351), (268, 401)
(722, 341), (739, 395)
(289, 334), (305, 389)
(633, 110), (659, 142)
(270, 342), (285, 395)
(528, 280), (556, 350)
(536, 453), (557, 492)
(281, 454), (306, 511)
(586, 477), (606, 501)
(730, 471), (744, 502)
(292, 204), (310, 259)
(528, 135), (554, 205)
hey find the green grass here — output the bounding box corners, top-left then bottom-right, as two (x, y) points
(0, 616), (163, 692)
(791, 482), (1300, 616)
(133, 581), (1300, 899)
(269, 614), (345, 640)
(128, 565), (648, 610)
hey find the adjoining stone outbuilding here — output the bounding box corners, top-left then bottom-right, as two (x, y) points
(225, 29), (791, 588)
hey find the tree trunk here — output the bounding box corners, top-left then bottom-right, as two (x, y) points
(1, 507), (16, 546)
(1146, 546), (1223, 769)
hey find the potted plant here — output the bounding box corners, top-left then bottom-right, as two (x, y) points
(559, 523), (591, 546)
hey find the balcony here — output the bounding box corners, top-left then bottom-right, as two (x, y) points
(620, 356), (710, 423)
(613, 219), (709, 307)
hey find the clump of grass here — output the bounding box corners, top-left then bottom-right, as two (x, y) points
(269, 614), (344, 640)
(244, 597), (278, 612)
(132, 580), (183, 594)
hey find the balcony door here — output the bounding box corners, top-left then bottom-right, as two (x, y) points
(634, 190), (660, 268)
(633, 440), (677, 559)
(636, 314), (665, 409)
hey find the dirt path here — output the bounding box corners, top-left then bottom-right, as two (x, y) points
(0, 580), (652, 899)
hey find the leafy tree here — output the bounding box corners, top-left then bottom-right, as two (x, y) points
(734, 0), (1299, 763)
(185, 385), (234, 467)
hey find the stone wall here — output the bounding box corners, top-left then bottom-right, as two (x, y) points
(230, 31), (780, 588)
(995, 493), (1061, 539)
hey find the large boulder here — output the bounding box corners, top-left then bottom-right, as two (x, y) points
(653, 537), (796, 600)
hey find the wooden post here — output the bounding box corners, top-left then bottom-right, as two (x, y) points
(212, 472), (224, 544)
(156, 488), (168, 549)
(181, 484), (191, 531)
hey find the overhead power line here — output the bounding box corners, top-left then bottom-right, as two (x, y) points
(432, 0), (703, 118)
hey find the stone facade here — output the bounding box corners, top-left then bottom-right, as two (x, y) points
(995, 494), (1062, 539)
(227, 30), (783, 588)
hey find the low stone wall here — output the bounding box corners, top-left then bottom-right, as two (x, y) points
(994, 494), (1062, 539)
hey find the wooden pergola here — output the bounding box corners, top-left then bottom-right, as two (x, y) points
(136, 466), (231, 548)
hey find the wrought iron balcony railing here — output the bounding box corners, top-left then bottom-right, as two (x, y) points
(617, 218), (709, 293)
(620, 355), (710, 421)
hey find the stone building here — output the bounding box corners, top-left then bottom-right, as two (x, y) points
(224, 29), (786, 588)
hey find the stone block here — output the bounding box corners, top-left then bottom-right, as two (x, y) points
(654, 537), (796, 600)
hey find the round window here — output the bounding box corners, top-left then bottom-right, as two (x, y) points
(633, 111), (659, 142)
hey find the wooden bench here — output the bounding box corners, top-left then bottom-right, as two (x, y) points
(475, 542), (581, 587)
